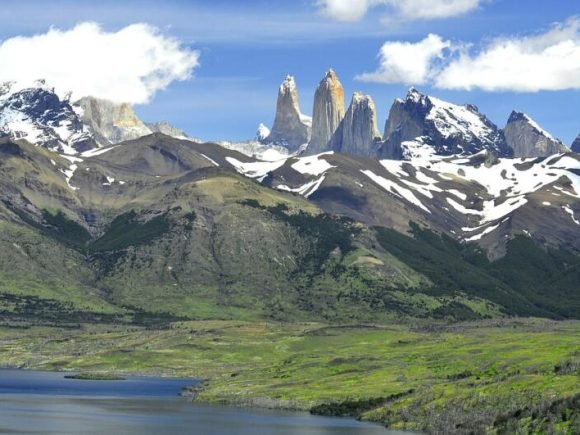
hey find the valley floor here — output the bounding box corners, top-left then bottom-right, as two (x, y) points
(0, 319), (578, 434)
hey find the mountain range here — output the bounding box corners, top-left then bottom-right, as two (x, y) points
(262, 70), (571, 160)
(0, 73), (578, 326)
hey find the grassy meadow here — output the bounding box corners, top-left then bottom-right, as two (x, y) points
(0, 319), (578, 433)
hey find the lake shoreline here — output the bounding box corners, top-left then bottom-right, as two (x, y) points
(0, 366), (387, 429)
(0, 368), (392, 434)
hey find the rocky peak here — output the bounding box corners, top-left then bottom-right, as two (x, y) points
(330, 92), (380, 157)
(380, 88), (510, 159)
(406, 87), (430, 106)
(255, 123), (271, 141)
(263, 75), (311, 151)
(76, 97), (152, 146)
(308, 69), (345, 155)
(571, 135), (580, 153)
(0, 83), (95, 154)
(504, 111), (568, 158)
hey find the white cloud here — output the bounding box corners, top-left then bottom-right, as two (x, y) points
(356, 34), (453, 84)
(393, 0), (482, 20)
(435, 17), (580, 91)
(317, 0), (482, 22)
(0, 22), (200, 104)
(358, 17), (580, 93)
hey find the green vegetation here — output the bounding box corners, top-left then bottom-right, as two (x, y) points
(0, 319), (578, 433)
(375, 224), (580, 319)
(89, 210), (171, 253)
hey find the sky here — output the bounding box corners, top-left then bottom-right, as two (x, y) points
(0, 0), (578, 144)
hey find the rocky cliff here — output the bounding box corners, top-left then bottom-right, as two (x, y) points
(264, 75), (311, 151)
(76, 97), (152, 146)
(307, 69), (345, 155)
(504, 111), (569, 158)
(330, 92), (381, 157)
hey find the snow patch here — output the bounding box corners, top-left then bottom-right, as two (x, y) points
(562, 205), (580, 225)
(226, 157), (286, 179)
(200, 153), (219, 167)
(361, 169), (430, 213)
(291, 152), (335, 176)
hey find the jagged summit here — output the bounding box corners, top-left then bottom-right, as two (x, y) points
(504, 110), (568, 157)
(0, 82), (95, 154)
(406, 87), (427, 104)
(255, 123), (271, 141)
(0, 80), (188, 154)
(330, 91), (380, 157)
(263, 75), (311, 151)
(307, 69), (345, 155)
(381, 87), (509, 159)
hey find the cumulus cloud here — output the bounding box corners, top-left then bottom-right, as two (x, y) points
(358, 17), (580, 92)
(356, 34), (453, 84)
(435, 17), (580, 91)
(0, 22), (200, 104)
(317, 0), (482, 22)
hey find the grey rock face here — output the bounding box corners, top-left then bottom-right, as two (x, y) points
(380, 88), (511, 159)
(504, 111), (569, 157)
(76, 97), (152, 146)
(330, 92), (381, 157)
(146, 121), (188, 139)
(572, 135), (580, 153)
(264, 75), (311, 151)
(307, 69), (345, 155)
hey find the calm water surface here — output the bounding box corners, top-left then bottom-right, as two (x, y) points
(0, 369), (404, 434)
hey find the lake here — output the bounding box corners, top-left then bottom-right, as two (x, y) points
(0, 369), (404, 434)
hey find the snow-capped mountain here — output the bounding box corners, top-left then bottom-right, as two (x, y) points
(255, 123), (271, 142)
(0, 81), (95, 154)
(0, 81), (189, 155)
(380, 88), (511, 159)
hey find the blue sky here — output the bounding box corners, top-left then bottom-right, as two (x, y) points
(0, 0), (578, 143)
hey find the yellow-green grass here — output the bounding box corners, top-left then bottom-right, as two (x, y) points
(0, 319), (578, 432)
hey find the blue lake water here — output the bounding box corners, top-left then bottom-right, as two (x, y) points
(0, 369), (404, 434)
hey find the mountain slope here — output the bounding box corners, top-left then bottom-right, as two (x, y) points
(1, 134), (579, 324)
(234, 150), (580, 258)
